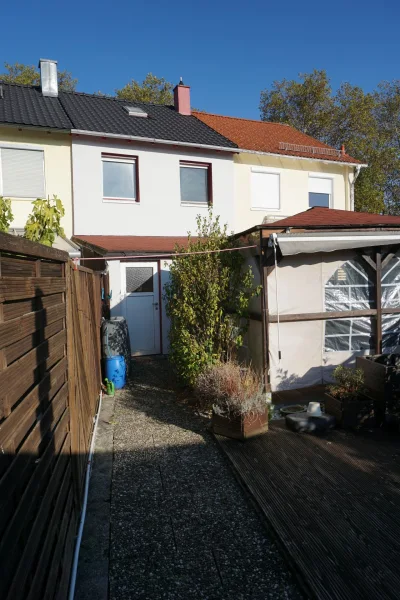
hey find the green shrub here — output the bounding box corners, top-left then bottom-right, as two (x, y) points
(164, 212), (260, 386)
(24, 195), (65, 246)
(328, 365), (365, 401)
(0, 196), (13, 232)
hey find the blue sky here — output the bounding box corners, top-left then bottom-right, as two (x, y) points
(2, 0), (399, 119)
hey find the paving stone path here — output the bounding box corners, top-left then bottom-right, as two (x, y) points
(108, 357), (301, 600)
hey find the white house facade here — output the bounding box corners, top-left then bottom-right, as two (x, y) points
(67, 82), (238, 355)
(72, 136), (235, 237)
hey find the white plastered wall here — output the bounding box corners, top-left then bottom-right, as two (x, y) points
(266, 249), (368, 390)
(72, 136), (235, 236)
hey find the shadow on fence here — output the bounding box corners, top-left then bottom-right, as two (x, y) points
(0, 233), (105, 600)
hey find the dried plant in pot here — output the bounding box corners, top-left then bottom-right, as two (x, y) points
(325, 365), (374, 429)
(194, 361), (268, 440)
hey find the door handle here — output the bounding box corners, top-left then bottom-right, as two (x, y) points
(153, 302), (159, 310)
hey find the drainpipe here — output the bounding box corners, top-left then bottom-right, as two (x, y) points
(350, 165), (362, 211)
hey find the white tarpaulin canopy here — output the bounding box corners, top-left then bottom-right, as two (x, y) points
(272, 232), (400, 256)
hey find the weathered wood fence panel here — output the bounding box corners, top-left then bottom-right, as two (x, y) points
(0, 233), (104, 600)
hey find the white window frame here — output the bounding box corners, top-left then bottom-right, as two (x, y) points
(250, 167), (281, 211)
(0, 145), (46, 199)
(324, 260), (374, 352)
(308, 174), (333, 208)
(180, 162), (210, 207)
(102, 155), (138, 204)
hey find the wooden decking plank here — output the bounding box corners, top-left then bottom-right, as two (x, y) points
(250, 430), (400, 594)
(247, 432), (400, 593)
(216, 423), (400, 600)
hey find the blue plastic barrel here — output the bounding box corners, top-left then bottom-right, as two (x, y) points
(104, 355), (126, 389)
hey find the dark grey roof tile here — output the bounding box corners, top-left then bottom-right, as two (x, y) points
(0, 83), (72, 129)
(58, 92), (237, 148)
(0, 83), (237, 150)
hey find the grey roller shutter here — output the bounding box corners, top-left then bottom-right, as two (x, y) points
(1, 148), (45, 198)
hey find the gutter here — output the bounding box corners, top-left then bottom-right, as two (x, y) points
(236, 147), (367, 168)
(273, 233), (400, 243)
(350, 165), (364, 211)
(71, 130), (239, 154)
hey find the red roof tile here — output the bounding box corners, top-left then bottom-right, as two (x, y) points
(193, 112), (363, 165)
(73, 235), (195, 254)
(264, 207), (400, 229)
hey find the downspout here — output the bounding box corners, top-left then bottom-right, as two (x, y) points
(350, 165), (362, 211)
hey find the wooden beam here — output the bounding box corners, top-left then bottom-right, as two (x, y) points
(269, 308), (377, 323)
(259, 232), (269, 392)
(376, 248), (382, 354)
(382, 308), (400, 315)
(0, 232), (68, 262)
(357, 251), (376, 272)
(381, 246), (400, 270)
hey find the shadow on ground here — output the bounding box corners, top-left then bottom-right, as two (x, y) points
(106, 356), (301, 600)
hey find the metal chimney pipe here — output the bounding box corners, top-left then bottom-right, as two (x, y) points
(38, 59), (58, 97)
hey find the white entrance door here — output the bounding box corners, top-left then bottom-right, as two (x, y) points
(121, 262), (161, 356)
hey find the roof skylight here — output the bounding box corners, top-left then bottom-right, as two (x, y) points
(123, 106), (148, 118)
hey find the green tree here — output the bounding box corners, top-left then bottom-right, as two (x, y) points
(259, 70), (400, 213)
(116, 73), (173, 105)
(259, 70), (334, 140)
(164, 212), (260, 386)
(0, 62), (77, 91)
(24, 195), (65, 247)
(0, 197), (13, 232)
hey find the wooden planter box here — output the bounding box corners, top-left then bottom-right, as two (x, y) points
(212, 408), (268, 440)
(325, 393), (374, 429)
(356, 355), (400, 411)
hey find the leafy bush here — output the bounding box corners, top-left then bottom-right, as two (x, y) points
(0, 196), (13, 232)
(328, 365), (365, 401)
(194, 361), (265, 417)
(164, 212), (260, 386)
(24, 195), (65, 246)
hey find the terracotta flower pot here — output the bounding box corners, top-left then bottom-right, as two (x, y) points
(212, 407), (268, 440)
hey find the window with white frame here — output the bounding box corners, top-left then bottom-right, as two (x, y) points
(102, 154), (139, 202)
(180, 161), (211, 205)
(251, 169), (280, 210)
(0, 147), (45, 198)
(324, 257), (400, 352)
(309, 176), (332, 208)
(324, 259), (375, 352)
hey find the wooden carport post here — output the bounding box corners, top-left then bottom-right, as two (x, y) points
(259, 231), (271, 393)
(375, 247), (382, 354)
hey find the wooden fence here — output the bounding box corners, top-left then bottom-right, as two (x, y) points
(0, 233), (104, 600)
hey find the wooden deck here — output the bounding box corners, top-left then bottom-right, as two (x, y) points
(216, 421), (400, 600)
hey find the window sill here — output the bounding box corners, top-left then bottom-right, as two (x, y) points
(181, 202), (209, 208)
(251, 207), (281, 211)
(103, 198), (139, 204)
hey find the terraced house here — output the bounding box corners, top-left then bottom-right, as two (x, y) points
(0, 60), (77, 254)
(0, 58), (364, 358)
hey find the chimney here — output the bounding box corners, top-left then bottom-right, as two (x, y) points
(341, 144), (346, 155)
(174, 78), (191, 115)
(38, 59), (58, 97)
